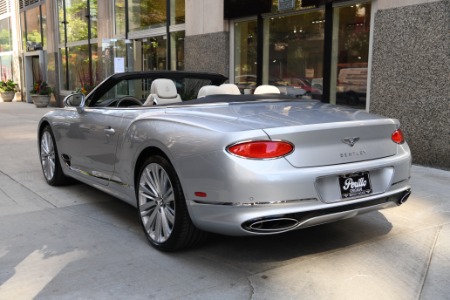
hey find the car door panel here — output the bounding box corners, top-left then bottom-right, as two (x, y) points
(54, 108), (124, 185)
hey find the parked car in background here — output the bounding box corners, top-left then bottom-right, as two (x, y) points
(337, 68), (368, 104)
(38, 71), (411, 251)
(276, 85), (306, 97)
(281, 77), (323, 99)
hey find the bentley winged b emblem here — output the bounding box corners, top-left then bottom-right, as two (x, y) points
(342, 137), (360, 147)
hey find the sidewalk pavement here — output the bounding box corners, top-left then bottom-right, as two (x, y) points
(0, 101), (449, 300)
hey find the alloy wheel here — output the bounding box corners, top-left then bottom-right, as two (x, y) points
(40, 131), (56, 181)
(138, 163), (176, 243)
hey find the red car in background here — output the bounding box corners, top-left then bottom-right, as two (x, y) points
(285, 78), (322, 99)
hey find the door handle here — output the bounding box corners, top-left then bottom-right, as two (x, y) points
(104, 127), (115, 135)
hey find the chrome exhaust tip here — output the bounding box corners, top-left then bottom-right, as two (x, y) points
(398, 189), (411, 205)
(244, 217), (299, 233)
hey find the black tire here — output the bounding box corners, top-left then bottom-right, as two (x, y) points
(39, 125), (70, 186)
(136, 155), (206, 251)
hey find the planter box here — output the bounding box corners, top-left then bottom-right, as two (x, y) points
(31, 95), (50, 108)
(0, 91), (15, 102)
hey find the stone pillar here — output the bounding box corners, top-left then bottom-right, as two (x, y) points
(45, 0), (62, 106)
(370, 0), (450, 169)
(184, 0), (229, 77)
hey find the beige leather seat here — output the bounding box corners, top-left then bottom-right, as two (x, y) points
(144, 79), (181, 106)
(254, 85), (280, 95)
(197, 85), (227, 98)
(220, 83), (241, 95)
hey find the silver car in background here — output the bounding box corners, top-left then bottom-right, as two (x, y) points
(38, 71), (411, 251)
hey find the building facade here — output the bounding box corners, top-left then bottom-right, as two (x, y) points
(3, 0), (449, 169)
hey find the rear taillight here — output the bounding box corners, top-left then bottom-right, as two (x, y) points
(227, 141), (294, 159)
(391, 129), (405, 144)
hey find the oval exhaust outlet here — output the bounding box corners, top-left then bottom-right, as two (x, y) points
(398, 190), (411, 205)
(246, 218), (299, 233)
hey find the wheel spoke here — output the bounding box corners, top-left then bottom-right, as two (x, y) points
(152, 164), (164, 195)
(154, 211), (163, 242)
(163, 206), (175, 226)
(144, 167), (159, 197)
(160, 209), (172, 240)
(145, 207), (159, 232)
(161, 188), (174, 203)
(139, 183), (158, 201)
(139, 201), (156, 216)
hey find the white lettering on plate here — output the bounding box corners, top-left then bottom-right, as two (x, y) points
(342, 178), (367, 191)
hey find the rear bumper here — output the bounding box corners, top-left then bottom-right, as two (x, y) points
(189, 187), (411, 236)
(242, 188), (411, 233)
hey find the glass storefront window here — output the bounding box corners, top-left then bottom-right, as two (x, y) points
(142, 36), (167, 70)
(271, 0), (318, 13)
(234, 20), (257, 93)
(171, 31), (184, 70)
(41, 4), (47, 48)
(91, 43), (99, 87)
(171, 0), (185, 25)
(90, 0), (98, 39)
(129, 0), (167, 31)
(101, 39), (129, 74)
(60, 48), (68, 89)
(21, 12), (26, 51)
(58, 0), (65, 44)
(58, 0), (95, 42)
(58, 0), (184, 92)
(99, 42), (114, 79)
(25, 6), (42, 50)
(115, 0), (126, 35)
(264, 10), (325, 98)
(0, 17), (12, 52)
(67, 45), (90, 90)
(96, 39), (129, 81)
(332, 2), (371, 108)
(65, 0), (89, 42)
(0, 54), (13, 80)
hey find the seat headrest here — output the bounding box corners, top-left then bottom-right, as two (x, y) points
(220, 84), (241, 95)
(151, 79), (178, 98)
(254, 85), (280, 94)
(197, 85), (227, 98)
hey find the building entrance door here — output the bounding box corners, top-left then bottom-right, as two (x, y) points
(24, 51), (46, 103)
(141, 36), (167, 71)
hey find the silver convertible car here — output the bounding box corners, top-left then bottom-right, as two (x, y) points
(38, 71), (412, 251)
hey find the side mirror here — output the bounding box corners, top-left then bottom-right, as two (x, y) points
(63, 93), (85, 113)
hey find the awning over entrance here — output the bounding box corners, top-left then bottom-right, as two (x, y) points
(224, 0), (272, 18)
(224, 0), (334, 19)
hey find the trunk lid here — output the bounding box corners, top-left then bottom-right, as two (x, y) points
(166, 100), (400, 166)
(264, 119), (399, 167)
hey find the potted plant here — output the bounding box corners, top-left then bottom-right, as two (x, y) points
(0, 79), (18, 102)
(30, 81), (53, 108)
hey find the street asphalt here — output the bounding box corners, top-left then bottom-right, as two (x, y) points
(0, 101), (449, 300)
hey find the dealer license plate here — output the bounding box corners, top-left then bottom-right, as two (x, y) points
(339, 172), (372, 199)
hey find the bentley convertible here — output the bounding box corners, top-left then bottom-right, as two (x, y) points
(38, 71), (412, 251)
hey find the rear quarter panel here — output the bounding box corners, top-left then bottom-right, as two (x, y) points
(112, 109), (270, 205)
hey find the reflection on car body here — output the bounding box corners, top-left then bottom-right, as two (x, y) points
(38, 71), (412, 251)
